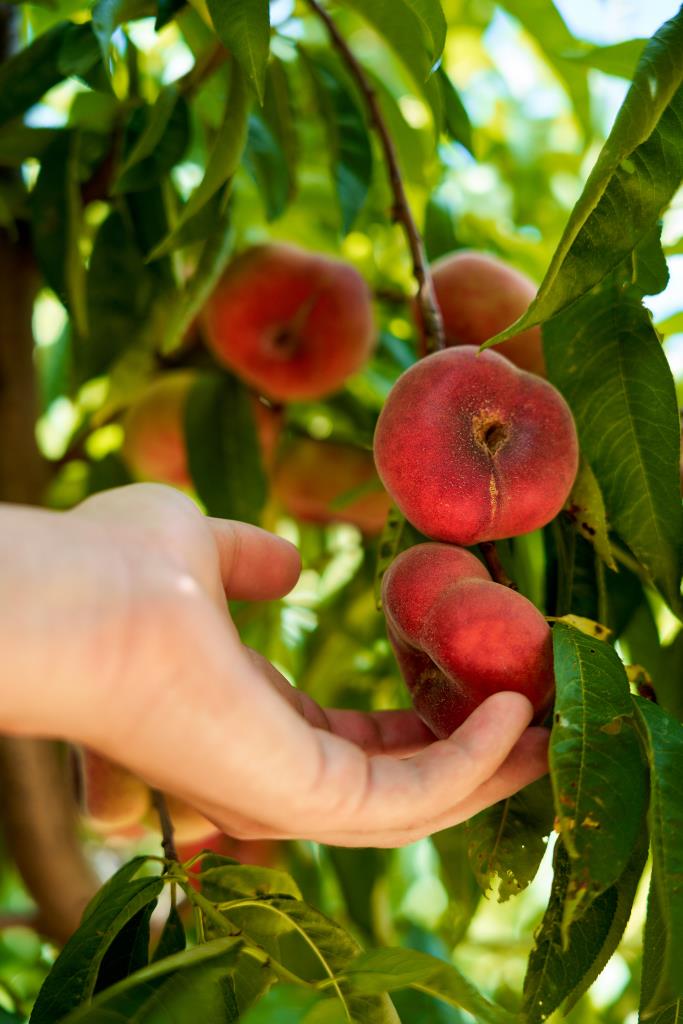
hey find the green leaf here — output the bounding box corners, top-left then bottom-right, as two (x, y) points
(149, 65), (249, 257)
(303, 52), (372, 234)
(243, 113), (290, 221)
(262, 57), (297, 197)
(208, 897), (399, 1023)
(424, 191), (459, 262)
(95, 903), (155, 992)
(151, 905), (186, 962)
(185, 372), (267, 524)
(565, 456), (616, 571)
(159, 209), (232, 354)
(436, 68), (473, 155)
(632, 222), (670, 296)
(81, 857), (154, 923)
(657, 311), (683, 337)
(60, 937), (244, 1023)
(338, 0), (441, 130)
(85, 210), (156, 377)
(340, 0), (444, 69)
(563, 829), (648, 1013)
(155, 0), (186, 29)
(0, 125), (57, 166)
(385, 0), (445, 64)
(484, 9), (683, 347)
(523, 833), (647, 1023)
(325, 847), (384, 943)
(339, 948), (516, 1024)
(204, 0), (269, 102)
(466, 776), (554, 902)
(431, 825), (481, 945)
(634, 698), (683, 1012)
(30, 876), (164, 1022)
(115, 86), (190, 190)
(550, 623), (648, 930)
(562, 38), (648, 80)
(640, 872), (683, 1024)
(199, 862), (302, 903)
(544, 283), (683, 614)
(92, 0), (154, 67)
(0, 22), (99, 127)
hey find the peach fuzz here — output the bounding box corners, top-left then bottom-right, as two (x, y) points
(382, 543), (554, 737)
(272, 437), (391, 535)
(430, 250), (545, 376)
(201, 243), (376, 401)
(373, 346), (578, 546)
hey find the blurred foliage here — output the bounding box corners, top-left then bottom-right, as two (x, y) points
(0, 0), (682, 1021)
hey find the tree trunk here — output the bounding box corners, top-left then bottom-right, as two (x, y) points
(0, 187), (99, 939)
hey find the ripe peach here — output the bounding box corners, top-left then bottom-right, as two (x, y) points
(383, 543), (554, 736)
(121, 372), (195, 488)
(373, 346), (578, 546)
(121, 372), (282, 486)
(430, 250), (545, 375)
(77, 749), (151, 835)
(272, 437), (391, 534)
(201, 243), (376, 401)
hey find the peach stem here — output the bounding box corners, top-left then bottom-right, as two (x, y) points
(479, 541), (518, 590)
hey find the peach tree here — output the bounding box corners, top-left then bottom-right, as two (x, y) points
(0, 0), (682, 1021)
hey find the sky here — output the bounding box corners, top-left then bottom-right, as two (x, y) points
(554, 0), (681, 43)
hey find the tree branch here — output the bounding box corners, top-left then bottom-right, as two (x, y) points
(305, 0), (445, 357)
(151, 789), (179, 863)
(479, 541), (518, 590)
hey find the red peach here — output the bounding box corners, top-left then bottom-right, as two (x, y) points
(272, 437), (391, 535)
(382, 543), (554, 736)
(201, 243), (376, 401)
(373, 346), (578, 546)
(121, 372), (282, 486)
(77, 749), (151, 835)
(430, 250), (545, 376)
(121, 372), (195, 488)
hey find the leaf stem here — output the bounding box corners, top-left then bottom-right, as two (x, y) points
(305, 0), (445, 357)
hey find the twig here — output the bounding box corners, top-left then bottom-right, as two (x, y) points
(479, 541), (517, 590)
(305, 0), (445, 357)
(151, 789), (179, 862)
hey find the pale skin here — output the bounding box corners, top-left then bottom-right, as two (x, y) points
(1, 484), (549, 848)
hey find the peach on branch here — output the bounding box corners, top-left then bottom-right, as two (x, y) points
(430, 250), (545, 375)
(121, 371), (195, 488)
(272, 437), (391, 534)
(201, 243), (376, 401)
(121, 372), (282, 486)
(382, 543), (554, 737)
(373, 346), (578, 546)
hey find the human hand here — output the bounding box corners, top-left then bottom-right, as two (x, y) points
(3, 484), (548, 847)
